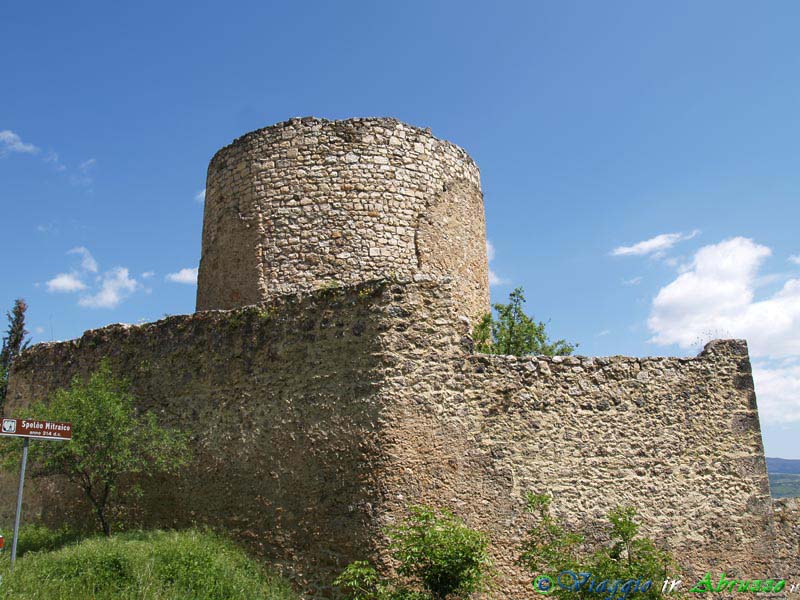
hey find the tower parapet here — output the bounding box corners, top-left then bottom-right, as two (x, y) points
(196, 117), (490, 321)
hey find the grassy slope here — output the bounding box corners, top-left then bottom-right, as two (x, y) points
(0, 529), (298, 600)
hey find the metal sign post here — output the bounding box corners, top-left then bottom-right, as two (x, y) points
(11, 437), (29, 564)
(0, 417), (72, 567)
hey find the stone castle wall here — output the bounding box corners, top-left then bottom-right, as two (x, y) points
(773, 499), (800, 582)
(6, 278), (789, 597)
(197, 117), (490, 322)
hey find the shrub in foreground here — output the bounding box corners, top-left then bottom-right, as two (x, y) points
(519, 493), (678, 600)
(335, 505), (493, 600)
(0, 529), (297, 600)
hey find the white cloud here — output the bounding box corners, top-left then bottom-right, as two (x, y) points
(597, 329), (611, 337)
(79, 267), (138, 309)
(34, 326), (45, 335)
(623, 276), (643, 286)
(68, 246), (99, 273)
(647, 236), (800, 424)
(0, 130), (39, 156)
(195, 188), (206, 203)
(612, 230), (699, 257)
(166, 267), (198, 285)
(646, 237), (800, 357)
(68, 157), (97, 187)
(45, 248), (141, 309)
(46, 273), (86, 293)
(486, 240), (507, 286)
(141, 271), (155, 279)
(44, 151), (66, 172)
(789, 255), (800, 265)
(488, 272), (505, 286)
(753, 362), (800, 424)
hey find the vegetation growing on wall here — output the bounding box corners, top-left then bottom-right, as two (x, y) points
(473, 288), (576, 356)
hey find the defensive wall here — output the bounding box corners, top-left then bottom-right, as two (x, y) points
(6, 277), (794, 597)
(4, 117), (797, 597)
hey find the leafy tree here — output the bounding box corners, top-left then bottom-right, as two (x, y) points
(0, 298), (31, 414)
(473, 288), (576, 356)
(0, 360), (190, 536)
(335, 506), (493, 600)
(519, 493), (678, 600)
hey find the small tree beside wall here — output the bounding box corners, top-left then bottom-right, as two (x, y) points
(0, 360), (190, 536)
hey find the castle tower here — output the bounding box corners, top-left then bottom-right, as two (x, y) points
(196, 117), (490, 321)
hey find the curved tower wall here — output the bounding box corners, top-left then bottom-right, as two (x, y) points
(196, 117), (490, 321)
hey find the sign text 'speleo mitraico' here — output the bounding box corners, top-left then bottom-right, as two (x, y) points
(0, 418), (72, 441)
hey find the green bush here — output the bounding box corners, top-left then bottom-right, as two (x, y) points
(519, 493), (678, 600)
(335, 506), (493, 600)
(0, 529), (297, 600)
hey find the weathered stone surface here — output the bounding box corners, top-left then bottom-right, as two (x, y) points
(197, 117), (490, 323)
(5, 278), (791, 597)
(4, 117), (795, 598)
(773, 498), (800, 581)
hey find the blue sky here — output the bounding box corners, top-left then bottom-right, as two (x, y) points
(2, 1), (799, 458)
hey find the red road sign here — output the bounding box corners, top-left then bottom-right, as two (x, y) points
(0, 418), (72, 441)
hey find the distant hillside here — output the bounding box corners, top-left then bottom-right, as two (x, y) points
(769, 474), (800, 498)
(766, 457), (800, 474)
(766, 458), (800, 498)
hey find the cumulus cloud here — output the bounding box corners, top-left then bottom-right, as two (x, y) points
(646, 237), (800, 357)
(0, 130), (39, 156)
(195, 188), (206, 203)
(46, 273), (86, 293)
(753, 362), (800, 424)
(486, 240), (507, 286)
(612, 230), (699, 258)
(79, 267), (138, 309)
(623, 276), (643, 286)
(790, 255), (800, 265)
(68, 246), (99, 273)
(166, 267), (198, 285)
(647, 237), (800, 424)
(45, 248), (142, 309)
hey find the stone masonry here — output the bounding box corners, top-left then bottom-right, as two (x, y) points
(197, 117), (489, 323)
(5, 117), (798, 597)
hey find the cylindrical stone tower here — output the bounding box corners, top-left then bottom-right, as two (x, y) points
(196, 117), (490, 321)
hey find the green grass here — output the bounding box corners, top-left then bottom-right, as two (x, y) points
(0, 524), (86, 557)
(769, 473), (800, 498)
(0, 529), (298, 600)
